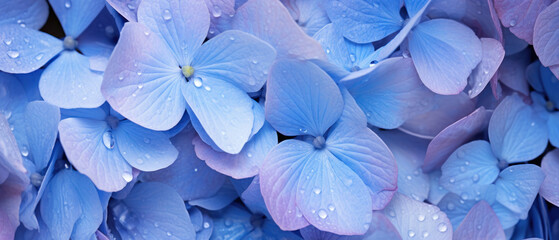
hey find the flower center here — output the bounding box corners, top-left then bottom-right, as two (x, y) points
(63, 36), (78, 50)
(546, 101), (555, 112)
(30, 172), (44, 187)
(312, 136), (326, 149)
(182, 65), (194, 79)
(497, 159), (509, 170)
(106, 115), (120, 129)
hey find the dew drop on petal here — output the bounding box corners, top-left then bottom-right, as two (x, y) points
(203, 222), (210, 229)
(408, 230), (416, 238)
(163, 10), (172, 20)
(328, 204), (335, 211)
(102, 131), (115, 149)
(432, 214), (439, 220)
(313, 188), (321, 195)
(64, 0), (71, 8)
(318, 209), (328, 219)
(20, 145), (29, 157)
(417, 214), (425, 222)
(122, 172), (133, 182)
(438, 223), (448, 232)
(7, 51), (19, 59)
(193, 77), (203, 88)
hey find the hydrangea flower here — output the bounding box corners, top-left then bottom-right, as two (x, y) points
(0, 0), (109, 109)
(260, 59), (397, 234)
(58, 105), (178, 191)
(439, 94), (547, 228)
(102, 0), (276, 154)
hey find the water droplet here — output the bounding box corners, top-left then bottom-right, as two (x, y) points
(3, 39), (12, 45)
(136, 158), (144, 165)
(166, 232), (172, 237)
(406, 175), (412, 180)
(204, 85), (211, 91)
(64, 0), (71, 8)
(21, 145), (29, 157)
(122, 172), (133, 182)
(388, 210), (396, 217)
(7, 51), (19, 59)
(137, 71), (142, 76)
(212, 5), (222, 17)
(476, 224), (482, 229)
(422, 231), (429, 238)
(193, 77), (203, 87)
(318, 209), (328, 219)
(127, 3), (135, 10)
(530, 122), (535, 126)
(449, 178), (455, 183)
(35, 53), (44, 60)
(509, 19), (517, 26)
(203, 222), (210, 228)
(313, 188), (321, 195)
(344, 178), (353, 186)
(461, 193), (469, 200)
(417, 214), (425, 222)
(447, 203), (455, 210)
(456, 149), (466, 158)
(408, 230), (416, 238)
(229, 36), (235, 41)
(472, 174), (479, 182)
(432, 214), (439, 220)
(438, 223), (448, 232)
(349, 54), (356, 62)
(328, 204), (335, 211)
(326, 48), (331, 54)
(163, 10), (172, 20)
(102, 131), (115, 149)
(138, 84), (143, 89)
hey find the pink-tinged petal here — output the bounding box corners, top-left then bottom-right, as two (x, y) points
(423, 107), (490, 173)
(400, 93), (476, 139)
(453, 201), (506, 240)
(539, 149), (559, 207)
(101, 22), (186, 131)
(408, 19), (482, 95)
(193, 123), (277, 179)
(498, 50), (530, 96)
(534, 0), (559, 79)
(137, 0), (210, 66)
(141, 125), (226, 201)
(467, 38), (505, 98)
(0, 184), (24, 240)
(260, 140), (313, 231)
(106, 0), (142, 22)
(232, 0), (327, 60)
(383, 193), (453, 240)
(494, 0), (553, 44)
(204, 0), (236, 37)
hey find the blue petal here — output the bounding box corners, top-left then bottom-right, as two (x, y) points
(453, 201), (506, 240)
(437, 193), (478, 228)
(58, 117), (132, 192)
(539, 150), (559, 206)
(17, 70), (43, 101)
(0, 72), (29, 152)
(383, 193), (453, 240)
(428, 171), (449, 205)
(495, 164), (545, 219)
(209, 203), (253, 239)
(232, 0), (327, 60)
(405, 0), (431, 18)
(114, 120), (178, 171)
(498, 50), (530, 96)
(113, 182), (195, 239)
(0, 0), (49, 29)
(48, 0), (106, 37)
(440, 141), (500, 200)
(193, 123), (277, 179)
(378, 130), (430, 202)
(23, 101), (60, 171)
(191, 30), (276, 93)
(39, 51), (105, 108)
(326, 0), (403, 43)
(549, 113), (559, 148)
(183, 76), (254, 154)
(40, 170), (103, 240)
(0, 25), (62, 74)
(141, 124), (226, 201)
(188, 180), (238, 211)
(326, 89), (397, 209)
(313, 23), (375, 71)
(265, 59), (343, 137)
(341, 57), (435, 129)
(101, 22), (186, 131)
(540, 64), (559, 107)
(488, 94), (548, 163)
(408, 19), (482, 95)
(137, 0), (209, 66)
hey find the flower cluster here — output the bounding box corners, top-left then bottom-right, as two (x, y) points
(0, 0), (558, 239)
